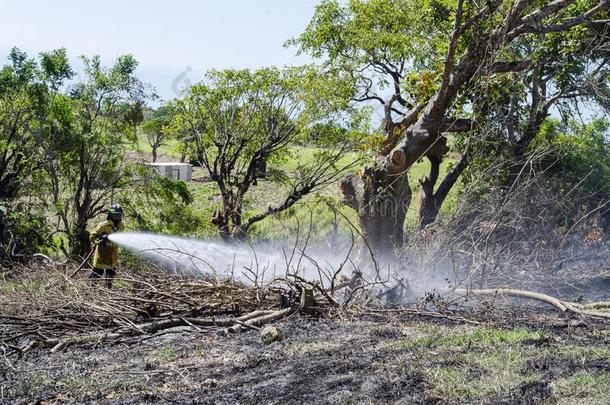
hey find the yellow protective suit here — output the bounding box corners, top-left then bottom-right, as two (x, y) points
(89, 220), (125, 269)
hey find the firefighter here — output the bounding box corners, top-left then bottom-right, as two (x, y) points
(89, 204), (125, 288)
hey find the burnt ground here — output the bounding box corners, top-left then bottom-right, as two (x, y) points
(2, 305), (610, 404)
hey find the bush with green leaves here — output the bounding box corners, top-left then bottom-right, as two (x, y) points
(534, 118), (610, 203)
(1, 202), (54, 256)
(120, 175), (214, 238)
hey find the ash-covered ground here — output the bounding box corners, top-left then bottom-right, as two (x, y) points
(3, 306), (610, 404)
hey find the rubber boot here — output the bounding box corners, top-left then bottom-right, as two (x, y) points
(105, 268), (116, 289)
(89, 268), (104, 286)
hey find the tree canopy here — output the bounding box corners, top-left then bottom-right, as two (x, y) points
(291, 0), (610, 251)
(173, 67), (365, 239)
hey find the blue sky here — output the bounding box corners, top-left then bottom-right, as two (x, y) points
(0, 1), (321, 101)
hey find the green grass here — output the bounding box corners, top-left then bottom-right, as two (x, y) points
(134, 133), (182, 162)
(555, 344), (610, 361)
(0, 279), (47, 293)
(425, 358), (540, 401)
(381, 325), (544, 401)
(280, 146), (360, 171)
(553, 372), (610, 404)
(383, 325), (540, 350)
(9, 370), (55, 398)
(377, 323), (610, 402)
(151, 347), (178, 361)
(55, 373), (150, 399)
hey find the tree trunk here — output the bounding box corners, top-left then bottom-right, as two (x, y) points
(256, 158), (267, 178)
(196, 150), (205, 167)
(341, 163), (411, 256)
(419, 151), (468, 229)
(211, 209), (231, 241)
(74, 219), (90, 257)
(230, 205), (247, 241)
(419, 156), (441, 229)
(340, 123), (452, 254)
(0, 177), (19, 199)
(76, 228), (91, 258)
(212, 195), (247, 242)
(151, 145), (158, 163)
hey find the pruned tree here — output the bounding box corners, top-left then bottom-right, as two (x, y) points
(174, 67), (363, 240)
(293, 0), (610, 254)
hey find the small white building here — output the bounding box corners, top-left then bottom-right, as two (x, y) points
(146, 162), (193, 181)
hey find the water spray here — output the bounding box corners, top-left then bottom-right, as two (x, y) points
(108, 232), (355, 285)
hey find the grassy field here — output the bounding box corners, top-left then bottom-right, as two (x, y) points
(130, 134), (460, 240)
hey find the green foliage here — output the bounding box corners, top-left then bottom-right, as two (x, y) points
(121, 174), (212, 237)
(289, 0), (456, 107)
(292, 0), (452, 67)
(1, 201), (53, 254)
(534, 118), (610, 199)
(39, 48), (74, 89)
(0, 48), (72, 199)
(36, 52), (151, 252)
(2, 47), (154, 255)
(172, 66), (367, 238)
(154, 176), (194, 205)
(173, 66), (365, 163)
(142, 103), (177, 161)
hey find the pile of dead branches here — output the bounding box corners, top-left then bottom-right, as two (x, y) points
(7, 255), (610, 358)
(0, 264), (304, 354)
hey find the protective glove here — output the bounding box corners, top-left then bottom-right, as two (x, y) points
(98, 234), (109, 246)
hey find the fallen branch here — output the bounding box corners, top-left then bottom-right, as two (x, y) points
(452, 288), (610, 319)
(69, 249), (94, 278)
(582, 302), (610, 310)
(453, 288), (570, 312)
(42, 310), (283, 351)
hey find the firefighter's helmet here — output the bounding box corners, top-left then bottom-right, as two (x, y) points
(107, 204), (124, 222)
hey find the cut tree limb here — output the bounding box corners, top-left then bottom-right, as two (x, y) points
(228, 307), (295, 333)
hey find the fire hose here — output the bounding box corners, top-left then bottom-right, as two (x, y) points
(69, 249), (95, 278)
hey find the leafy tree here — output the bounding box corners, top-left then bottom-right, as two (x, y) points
(535, 118), (610, 198)
(174, 67), (364, 240)
(293, 0), (610, 253)
(0, 49), (36, 199)
(119, 175), (209, 236)
(142, 104), (176, 162)
(0, 48), (72, 199)
(40, 54), (150, 254)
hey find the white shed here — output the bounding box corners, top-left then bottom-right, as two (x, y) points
(146, 162), (193, 181)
